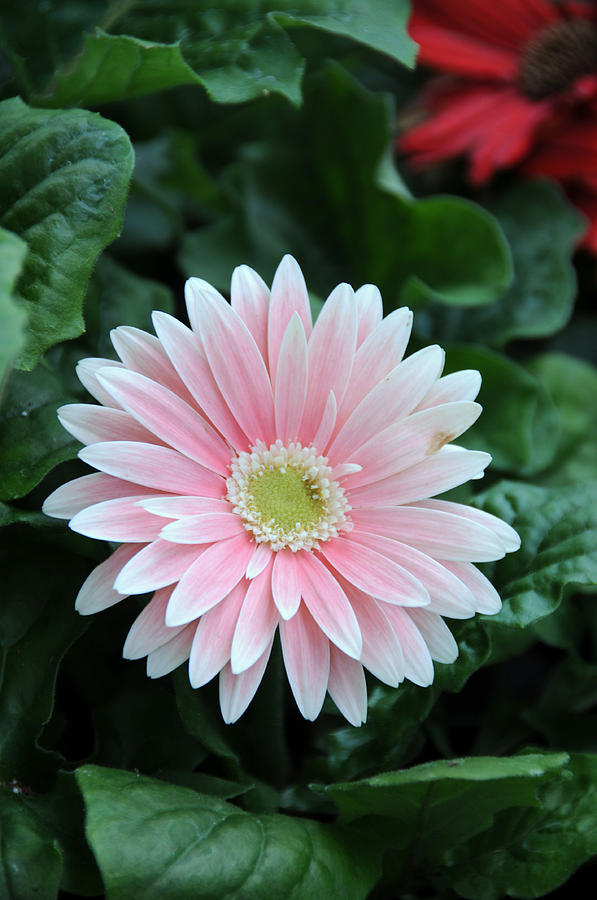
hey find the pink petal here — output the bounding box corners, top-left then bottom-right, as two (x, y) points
(186, 282), (275, 445)
(268, 255), (312, 382)
(69, 495), (164, 542)
(58, 404), (158, 446)
(76, 358), (124, 408)
(230, 264), (270, 365)
(328, 345), (444, 464)
(334, 307), (413, 435)
(138, 497), (232, 519)
(160, 512), (244, 544)
(146, 624), (196, 678)
(274, 313), (307, 444)
(43, 473), (154, 519)
(406, 608), (458, 664)
(123, 586), (185, 659)
(331, 463), (362, 480)
(344, 401), (482, 488)
(347, 530), (476, 619)
(114, 540), (205, 595)
(443, 561), (502, 615)
(188, 582), (246, 688)
(354, 284), (383, 347)
(295, 551), (362, 658)
(327, 646), (367, 725)
(382, 605), (435, 687)
(79, 441), (226, 497)
(75, 543), (143, 614)
(280, 604), (330, 720)
(320, 537), (429, 607)
(219, 640), (274, 723)
(184, 277), (227, 327)
(336, 577), (405, 687)
(246, 543), (272, 579)
(230, 561), (279, 673)
(312, 391), (337, 453)
(348, 447), (491, 507)
(350, 504), (505, 562)
(300, 283), (357, 442)
(152, 311), (247, 450)
(165, 534), (254, 626)
(416, 370), (482, 410)
(414, 499), (521, 553)
(110, 326), (196, 405)
(97, 367), (230, 475)
(272, 550), (302, 619)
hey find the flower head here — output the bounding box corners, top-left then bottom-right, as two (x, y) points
(398, 0), (597, 251)
(44, 256), (519, 725)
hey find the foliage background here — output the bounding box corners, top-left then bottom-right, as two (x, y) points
(1, 1), (596, 897)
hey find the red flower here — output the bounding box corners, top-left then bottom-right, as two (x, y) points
(398, 0), (597, 251)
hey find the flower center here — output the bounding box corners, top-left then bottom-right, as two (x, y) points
(226, 440), (351, 552)
(519, 19), (597, 99)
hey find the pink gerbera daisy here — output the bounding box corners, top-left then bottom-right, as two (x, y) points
(43, 256), (519, 725)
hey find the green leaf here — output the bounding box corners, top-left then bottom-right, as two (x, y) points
(445, 754), (597, 899)
(415, 180), (583, 346)
(180, 64), (512, 307)
(0, 97), (134, 369)
(0, 363), (78, 501)
(39, 29), (205, 108)
(320, 753), (568, 869)
(272, 0), (416, 67)
(475, 481), (597, 628)
(20, 772), (103, 897)
(444, 346), (558, 475)
(77, 765), (380, 900)
(0, 227), (27, 386)
(0, 529), (91, 783)
(528, 353), (597, 486)
(0, 790), (62, 900)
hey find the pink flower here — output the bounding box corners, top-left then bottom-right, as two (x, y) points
(43, 256), (519, 725)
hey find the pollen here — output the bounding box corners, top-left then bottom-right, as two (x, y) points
(226, 440), (352, 552)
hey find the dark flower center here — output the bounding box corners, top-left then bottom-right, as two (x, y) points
(519, 19), (597, 99)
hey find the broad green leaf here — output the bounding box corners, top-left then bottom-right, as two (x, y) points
(180, 64), (512, 307)
(444, 346), (558, 475)
(0, 363), (78, 501)
(415, 180), (583, 346)
(20, 772), (102, 897)
(0, 97), (134, 369)
(446, 754), (597, 899)
(321, 753), (568, 864)
(0, 529), (90, 782)
(0, 227), (27, 386)
(35, 1), (414, 110)
(40, 30), (205, 108)
(528, 353), (597, 486)
(475, 481), (597, 628)
(0, 791), (62, 900)
(77, 765), (380, 900)
(272, 0), (416, 66)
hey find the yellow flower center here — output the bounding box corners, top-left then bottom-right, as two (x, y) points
(226, 440), (351, 552)
(248, 466), (324, 533)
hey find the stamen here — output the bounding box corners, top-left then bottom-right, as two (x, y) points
(226, 440), (352, 552)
